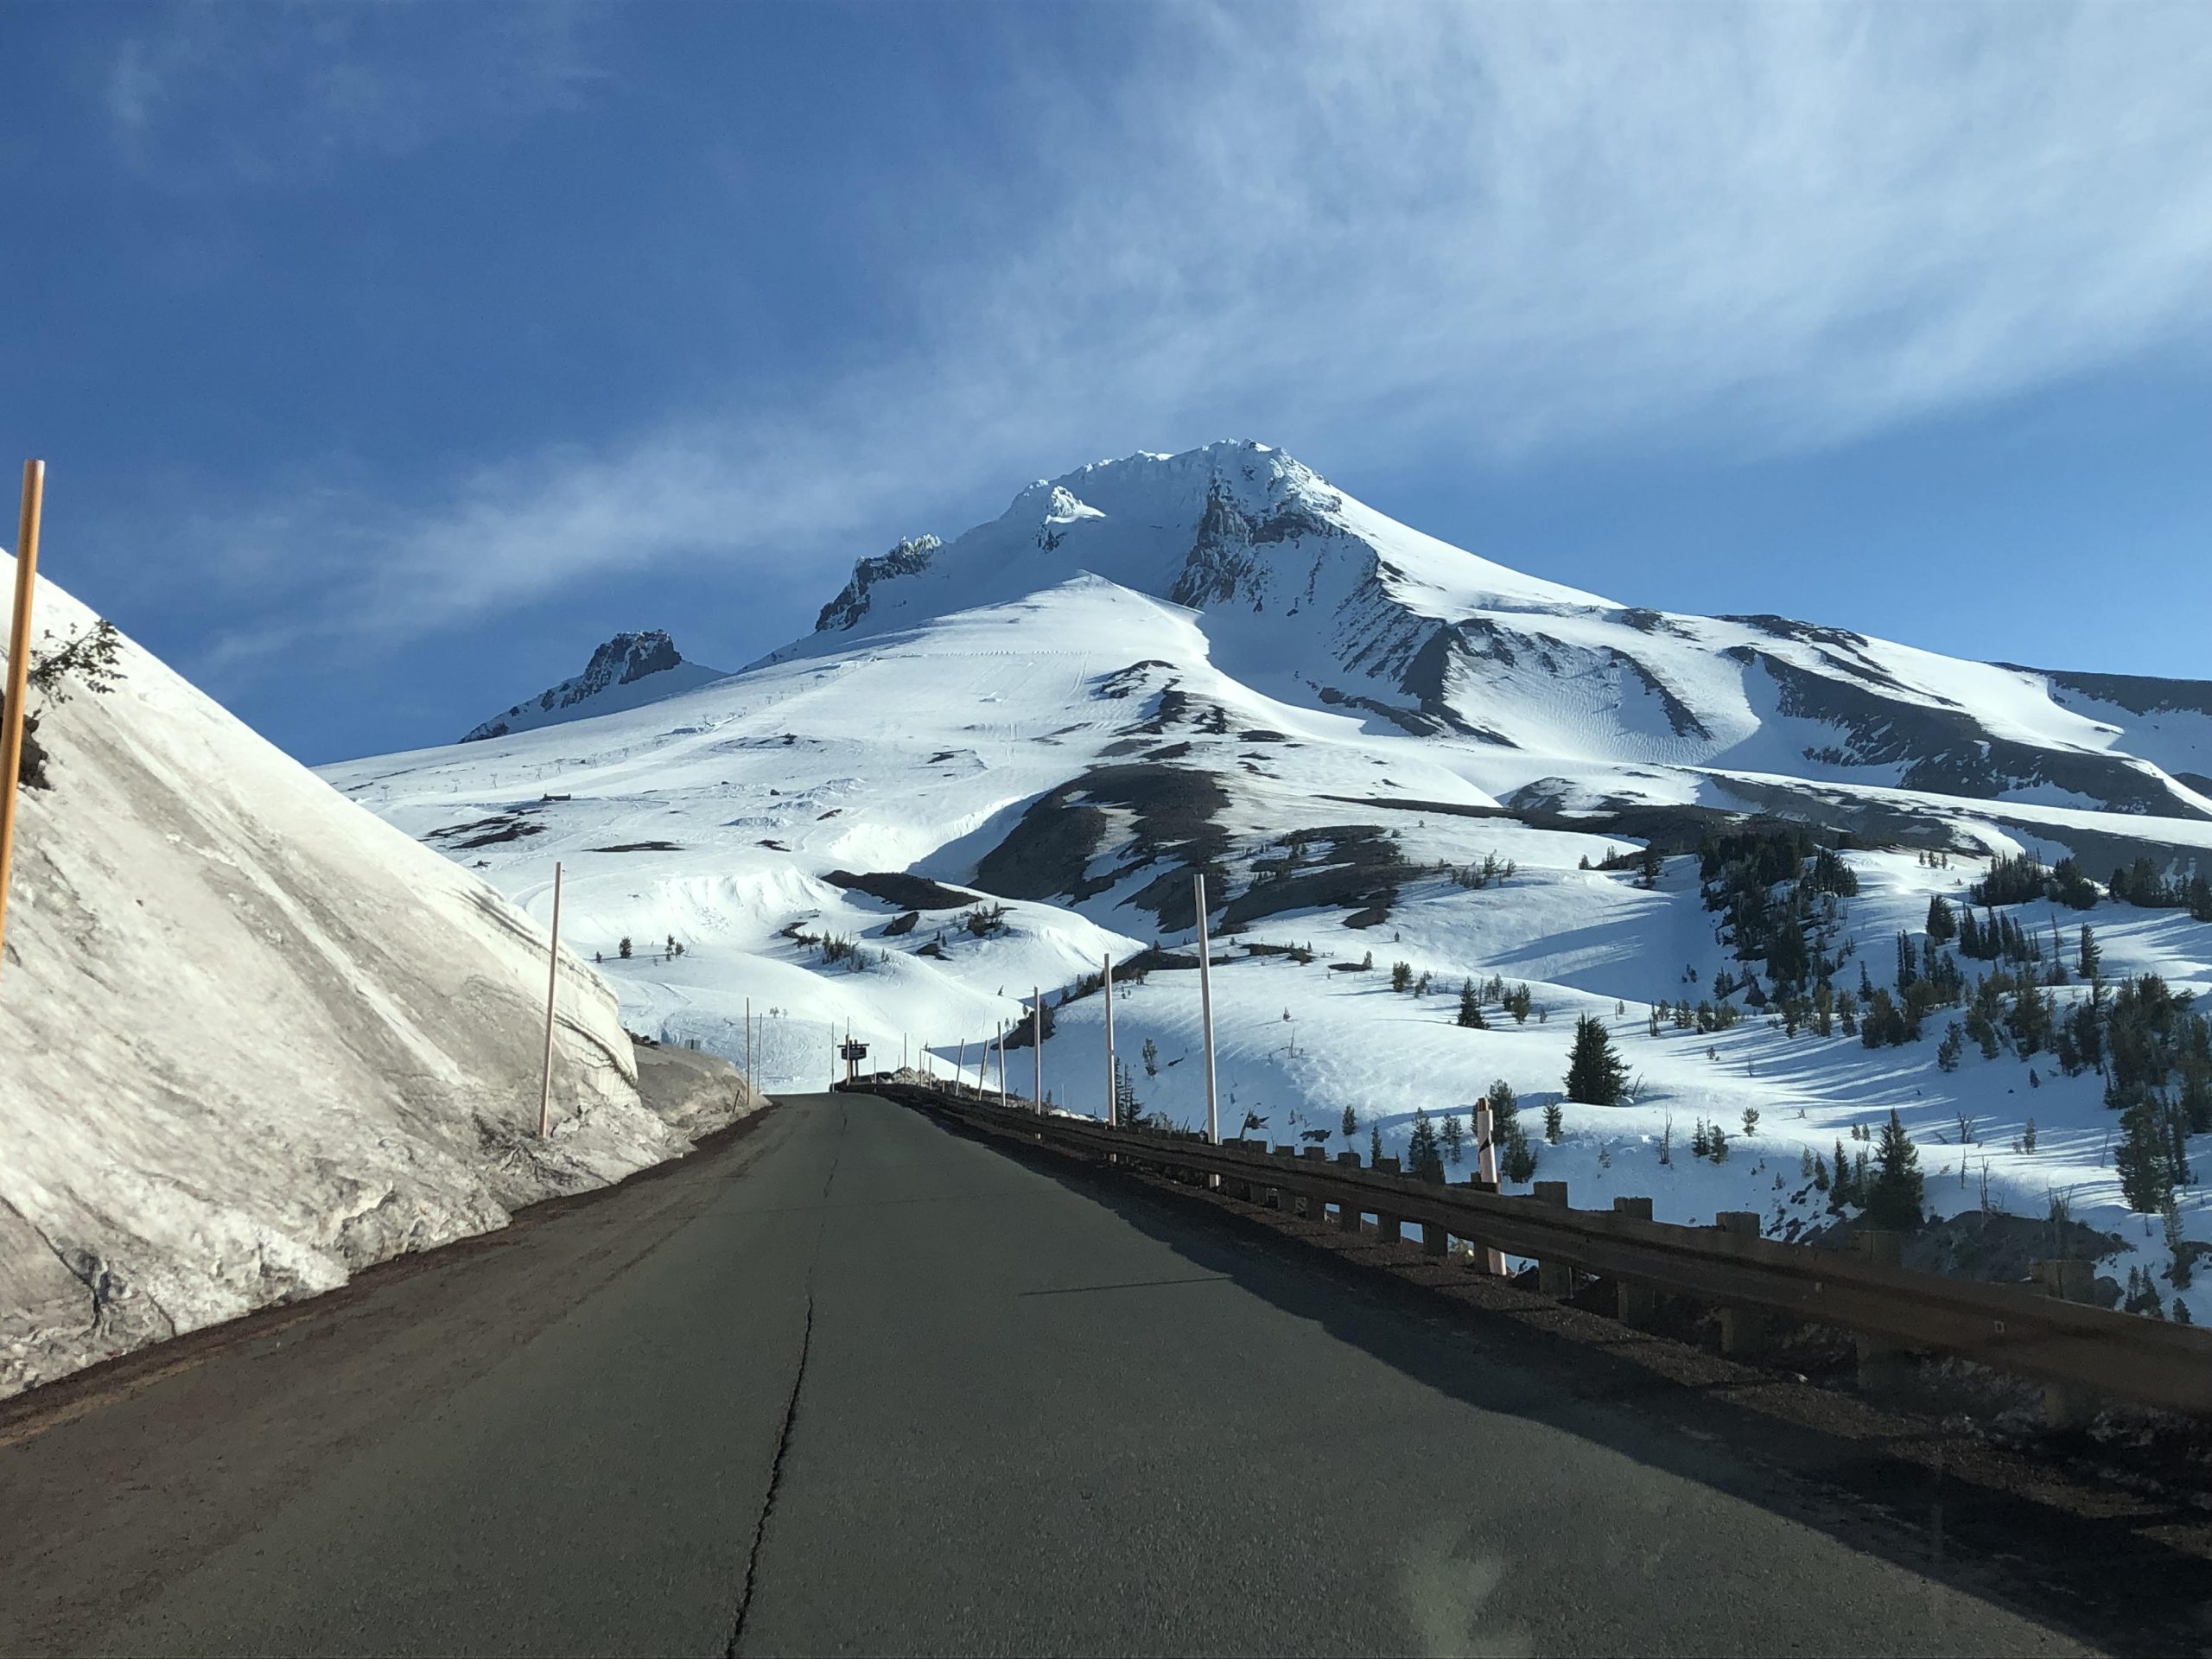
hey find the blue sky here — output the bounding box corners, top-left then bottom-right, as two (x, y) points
(3, 1), (2209, 763)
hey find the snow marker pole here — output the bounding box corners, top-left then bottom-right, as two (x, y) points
(1033, 986), (1043, 1116)
(995, 1021), (1006, 1107)
(1194, 873), (1218, 1147)
(537, 861), (563, 1137)
(957, 1037), (966, 1094)
(1103, 950), (1116, 1128)
(1474, 1098), (1504, 1275)
(745, 996), (753, 1103)
(0, 460), (44, 986)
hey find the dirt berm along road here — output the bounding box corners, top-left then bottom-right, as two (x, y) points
(0, 1092), (2144, 1655)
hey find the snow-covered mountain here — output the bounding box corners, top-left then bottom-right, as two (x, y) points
(0, 565), (758, 1400)
(777, 442), (2212, 823)
(461, 630), (727, 742)
(330, 440), (2212, 1319)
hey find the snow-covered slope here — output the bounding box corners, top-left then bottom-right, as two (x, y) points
(332, 439), (2212, 1325)
(0, 564), (756, 1400)
(461, 630), (727, 742)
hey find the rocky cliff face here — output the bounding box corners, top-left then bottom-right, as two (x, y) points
(461, 631), (726, 743)
(814, 537), (943, 634)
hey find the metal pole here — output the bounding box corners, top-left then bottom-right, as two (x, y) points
(537, 861), (563, 1136)
(0, 460), (45, 985)
(995, 1021), (1006, 1107)
(1033, 986), (1043, 1116)
(1103, 950), (1116, 1127)
(957, 1037), (966, 1093)
(745, 995), (753, 1102)
(1194, 873), (1218, 1146)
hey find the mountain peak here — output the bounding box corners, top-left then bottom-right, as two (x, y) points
(461, 630), (728, 743)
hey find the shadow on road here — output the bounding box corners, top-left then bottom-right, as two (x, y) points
(913, 1103), (2211, 1658)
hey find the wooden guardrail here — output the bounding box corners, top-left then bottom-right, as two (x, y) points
(848, 1077), (2212, 1424)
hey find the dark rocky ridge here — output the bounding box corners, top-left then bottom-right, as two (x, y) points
(461, 632), (714, 743)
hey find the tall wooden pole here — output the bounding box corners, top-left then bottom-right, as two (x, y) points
(1194, 873), (1218, 1146)
(1103, 950), (1116, 1127)
(0, 461), (45, 985)
(537, 861), (563, 1137)
(1475, 1098), (1504, 1275)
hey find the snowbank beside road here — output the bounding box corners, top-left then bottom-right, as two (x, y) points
(0, 556), (761, 1400)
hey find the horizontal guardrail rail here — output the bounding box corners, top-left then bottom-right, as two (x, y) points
(847, 1077), (2212, 1423)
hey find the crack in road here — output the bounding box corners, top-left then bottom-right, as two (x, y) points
(1020, 1273), (1231, 1297)
(725, 1100), (845, 1657)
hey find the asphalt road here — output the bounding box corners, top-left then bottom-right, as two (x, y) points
(1, 1093), (2094, 1656)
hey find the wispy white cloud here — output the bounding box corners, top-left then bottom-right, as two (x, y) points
(105, 0), (601, 188)
(177, 0), (2212, 671)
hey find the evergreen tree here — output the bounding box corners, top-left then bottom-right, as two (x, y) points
(1113, 1058), (1147, 1130)
(1937, 1021), (1964, 1072)
(1812, 1153), (1831, 1192)
(1340, 1103), (1358, 1141)
(2078, 924), (2101, 981)
(1864, 1109), (1925, 1229)
(1924, 893), (1956, 943)
(2115, 1096), (2173, 1213)
(2166, 1196), (2192, 1288)
(1370, 1123), (1384, 1166)
(1441, 1112), (1465, 1166)
(1141, 1036), (1160, 1077)
(1457, 978), (1487, 1028)
(1489, 1081), (1537, 1183)
(1542, 1101), (1564, 1143)
(1407, 1107), (1442, 1176)
(1391, 960), (1414, 993)
(619, 936), (633, 959)
(1564, 1014), (1629, 1105)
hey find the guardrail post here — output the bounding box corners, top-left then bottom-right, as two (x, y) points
(2032, 1258), (2098, 1430)
(1268, 1146), (1295, 1210)
(1230, 1141), (1258, 1203)
(1854, 1230), (1909, 1394)
(1611, 1197), (1656, 1324)
(1714, 1212), (1770, 1356)
(1419, 1159), (1448, 1256)
(1335, 1151), (1363, 1232)
(1462, 1173), (1507, 1275)
(1299, 1147), (1328, 1221)
(1373, 1154), (1402, 1242)
(1532, 1180), (1572, 1295)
